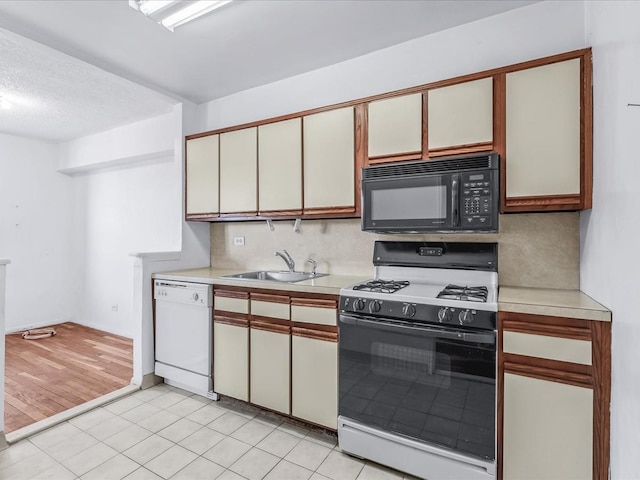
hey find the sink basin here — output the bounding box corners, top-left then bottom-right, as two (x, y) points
(224, 270), (328, 283)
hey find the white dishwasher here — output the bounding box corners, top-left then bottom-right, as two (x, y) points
(154, 280), (217, 399)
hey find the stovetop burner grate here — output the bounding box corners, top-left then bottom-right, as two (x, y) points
(352, 279), (410, 294)
(437, 284), (489, 303)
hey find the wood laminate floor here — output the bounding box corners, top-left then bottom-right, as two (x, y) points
(4, 322), (133, 433)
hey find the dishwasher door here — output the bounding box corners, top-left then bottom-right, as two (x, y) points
(154, 280), (213, 396)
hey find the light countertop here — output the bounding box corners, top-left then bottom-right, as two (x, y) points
(499, 286), (611, 322)
(153, 267), (370, 295)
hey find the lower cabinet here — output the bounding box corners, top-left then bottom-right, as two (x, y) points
(291, 334), (338, 429)
(213, 322), (249, 401)
(498, 311), (611, 480)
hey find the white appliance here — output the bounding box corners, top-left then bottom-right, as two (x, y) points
(154, 280), (217, 399)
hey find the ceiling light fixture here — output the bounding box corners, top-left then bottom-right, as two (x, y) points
(129, 0), (233, 31)
(0, 96), (12, 109)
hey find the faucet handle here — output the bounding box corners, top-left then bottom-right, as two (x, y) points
(306, 258), (318, 275)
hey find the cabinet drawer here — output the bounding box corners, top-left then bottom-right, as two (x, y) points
(251, 300), (290, 320)
(291, 305), (336, 326)
(215, 296), (249, 314)
(503, 331), (592, 365)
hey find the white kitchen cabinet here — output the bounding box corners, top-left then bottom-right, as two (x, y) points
(219, 127), (258, 214)
(505, 58), (581, 199)
(428, 77), (493, 151)
(368, 93), (423, 159)
(185, 135), (219, 218)
(250, 328), (290, 414)
(303, 107), (355, 210)
(213, 322), (249, 401)
(258, 118), (302, 213)
(292, 335), (338, 429)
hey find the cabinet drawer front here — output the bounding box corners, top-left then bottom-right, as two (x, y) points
(291, 305), (336, 326)
(251, 300), (290, 320)
(368, 93), (422, 157)
(503, 330), (592, 365)
(215, 296), (249, 314)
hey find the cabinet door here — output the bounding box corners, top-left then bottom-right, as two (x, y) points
(428, 77), (493, 151)
(258, 118), (302, 213)
(303, 107), (355, 210)
(368, 93), (423, 158)
(213, 322), (249, 401)
(185, 135), (219, 217)
(220, 127), (257, 214)
(506, 59), (581, 199)
(503, 373), (593, 480)
(292, 335), (337, 429)
(250, 328), (290, 414)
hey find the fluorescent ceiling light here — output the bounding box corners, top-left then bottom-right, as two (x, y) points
(0, 97), (12, 109)
(129, 0), (233, 31)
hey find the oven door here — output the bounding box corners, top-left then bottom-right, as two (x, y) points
(338, 313), (496, 461)
(361, 173), (458, 232)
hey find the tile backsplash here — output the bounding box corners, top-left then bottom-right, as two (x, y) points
(210, 212), (579, 289)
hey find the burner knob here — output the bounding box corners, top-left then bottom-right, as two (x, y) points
(458, 310), (474, 325)
(353, 298), (365, 311)
(437, 307), (452, 323)
(402, 304), (416, 317)
(369, 300), (381, 313)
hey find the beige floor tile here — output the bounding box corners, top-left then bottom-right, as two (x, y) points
(0, 440), (41, 470)
(284, 439), (332, 471)
(29, 463), (76, 480)
(255, 429), (301, 457)
(86, 416), (135, 441)
(104, 424), (153, 452)
(149, 391), (190, 409)
(356, 463), (404, 480)
(30, 422), (83, 450)
(120, 403), (163, 423)
(131, 387), (166, 403)
(0, 450), (62, 480)
(276, 422), (309, 438)
(202, 436), (252, 468)
(81, 454), (139, 480)
(166, 397), (207, 417)
(263, 460), (313, 480)
(171, 456), (226, 480)
(157, 418), (202, 443)
(144, 444), (198, 479)
(123, 466), (165, 480)
(317, 450), (365, 480)
(187, 404), (227, 425)
(62, 442), (118, 476)
(137, 410), (182, 433)
(229, 447), (279, 480)
(179, 426), (226, 455)
(69, 408), (117, 431)
(104, 396), (145, 415)
(217, 470), (248, 480)
(230, 419), (275, 446)
(39, 428), (99, 462)
(309, 474), (332, 480)
(304, 430), (338, 449)
(208, 412), (251, 435)
(123, 434), (173, 465)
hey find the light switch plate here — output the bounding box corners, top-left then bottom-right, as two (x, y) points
(233, 236), (245, 246)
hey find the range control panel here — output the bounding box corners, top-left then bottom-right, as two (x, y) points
(460, 171), (497, 229)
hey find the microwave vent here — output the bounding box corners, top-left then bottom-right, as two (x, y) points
(363, 153), (498, 179)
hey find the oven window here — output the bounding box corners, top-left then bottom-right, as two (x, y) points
(371, 185), (447, 221)
(339, 318), (496, 461)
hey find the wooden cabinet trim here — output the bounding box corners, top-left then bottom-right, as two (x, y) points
(503, 354), (592, 387)
(591, 321), (611, 480)
(503, 193), (583, 212)
(213, 313), (249, 328)
(302, 206), (356, 215)
(250, 318), (291, 334)
(428, 141), (493, 158)
(250, 293), (290, 304)
(214, 289), (250, 299)
(501, 311), (591, 340)
(290, 298), (337, 308)
(292, 325), (338, 342)
(581, 52), (594, 210)
(367, 151), (422, 165)
(257, 209), (304, 217)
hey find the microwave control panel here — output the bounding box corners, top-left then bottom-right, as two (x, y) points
(460, 171), (496, 228)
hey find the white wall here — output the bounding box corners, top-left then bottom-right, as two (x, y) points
(198, 1), (586, 131)
(581, 2), (640, 477)
(0, 134), (74, 332)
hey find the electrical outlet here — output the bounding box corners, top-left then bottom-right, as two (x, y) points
(233, 236), (245, 246)
(111, 304), (118, 312)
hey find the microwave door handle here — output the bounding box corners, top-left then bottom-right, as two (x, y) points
(451, 176), (460, 227)
(339, 314), (495, 345)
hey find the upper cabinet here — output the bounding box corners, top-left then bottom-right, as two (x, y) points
(428, 77), (493, 154)
(303, 107), (355, 213)
(503, 56), (590, 212)
(258, 118), (302, 214)
(185, 135), (219, 220)
(220, 127), (258, 215)
(367, 93), (423, 161)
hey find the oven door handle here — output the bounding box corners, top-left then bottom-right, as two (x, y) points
(339, 314), (495, 345)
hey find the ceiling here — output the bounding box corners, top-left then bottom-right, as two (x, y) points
(0, 0), (540, 142)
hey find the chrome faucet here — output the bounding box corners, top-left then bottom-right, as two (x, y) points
(306, 258), (318, 276)
(275, 250), (295, 272)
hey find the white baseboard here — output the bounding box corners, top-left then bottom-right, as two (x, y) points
(5, 317), (72, 334)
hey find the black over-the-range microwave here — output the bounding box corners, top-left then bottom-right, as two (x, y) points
(361, 152), (500, 233)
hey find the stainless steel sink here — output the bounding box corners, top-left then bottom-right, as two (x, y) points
(223, 270), (328, 283)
